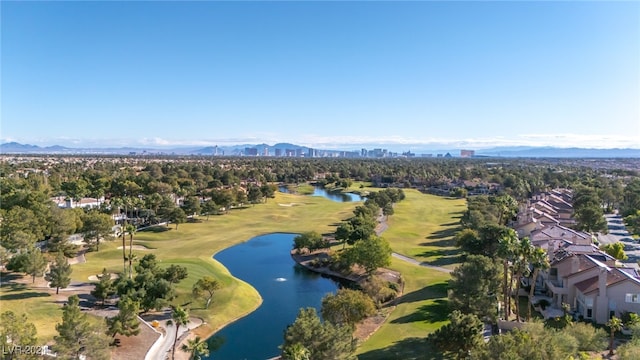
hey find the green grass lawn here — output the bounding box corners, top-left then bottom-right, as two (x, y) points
(3, 191), (358, 341)
(356, 190), (466, 359)
(2, 187), (467, 357)
(356, 260), (450, 360)
(0, 277), (62, 342)
(383, 190), (466, 270)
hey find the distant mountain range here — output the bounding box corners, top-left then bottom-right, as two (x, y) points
(1, 141), (639, 158)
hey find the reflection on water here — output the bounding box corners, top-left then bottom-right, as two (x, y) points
(206, 233), (339, 360)
(278, 185), (362, 202)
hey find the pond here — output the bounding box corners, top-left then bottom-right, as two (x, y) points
(206, 233), (339, 360)
(278, 185), (363, 202)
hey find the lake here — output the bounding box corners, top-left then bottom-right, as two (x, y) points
(278, 185), (363, 202)
(206, 233), (339, 360)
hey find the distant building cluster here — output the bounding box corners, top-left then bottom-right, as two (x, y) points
(237, 147), (466, 159)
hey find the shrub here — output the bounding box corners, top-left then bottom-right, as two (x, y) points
(361, 276), (398, 305)
(536, 299), (550, 310)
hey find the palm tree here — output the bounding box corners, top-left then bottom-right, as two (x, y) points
(167, 306), (190, 360)
(607, 316), (623, 356)
(124, 224), (136, 279)
(496, 228), (518, 320)
(511, 237), (534, 322)
(528, 247), (550, 320)
(180, 336), (209, 360)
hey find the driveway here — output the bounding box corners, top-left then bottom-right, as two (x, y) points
(144, 311), (202, 360)
(597, 214), (639, 269)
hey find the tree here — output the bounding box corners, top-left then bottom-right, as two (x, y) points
(260, 183), (277, 202)
(162, 264), (189, 284)
(607, 316), (623, 356)
(282, 342), (311, 360)
(348, 236), (391, 274)
(335, 222), (354, 250)
(511, 237), (534, 322)
(347, 215), (376, 244)
(575, 206), (608, 233)
(45, 251), (72, 294)
(493, 194), (519, 225)
(170, 207), (187, 230)
(427, 310), (484, 360)
(91, 268), (114, 307)
(53, 295), (110, 360)
(23, 246), (47, 283)
(382, 203), (394, 217)
(201, 199), (218, 220)
(247, 185), (263, 205)
(0, 311), (38, 356)
(192, 276), (221, 309)
(124, 223), (137, 279)
(181, 336), (210, 360)
(107, 295), (140, 339)
(293, 232), (328, 253)
(601, 242), (628, 260)
(321, 289), (376, 329)
(564, 322), (607, 352)
(495, 227), (519, 319)
(448, 255), (501, 320)
(455, 228), (480, 254)
(82, 211), (114, 251)
(181, 196), (201, 216)
(281, 308), (356, 360)
(168, 306), (190, 360)
(528, 247), (550, 320)
(137, 276), (175, 312)
(625, 210), (640, 237)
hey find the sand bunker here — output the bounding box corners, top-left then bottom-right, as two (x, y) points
(278, 203), (302, 207)
(88, 273), (119, 281)
(117, 245), (151, 250)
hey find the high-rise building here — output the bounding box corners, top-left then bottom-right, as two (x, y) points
(244, 147), (258, 156)
(460, 149), (475, 158)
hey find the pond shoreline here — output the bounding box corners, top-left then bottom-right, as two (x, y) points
(290, 248), (404, 345)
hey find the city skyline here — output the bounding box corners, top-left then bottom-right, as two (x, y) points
(2, 1), (639, 149)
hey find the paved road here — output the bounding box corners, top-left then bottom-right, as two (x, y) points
(597, 214), (639, 269)
(144, 311), (201, 360)
(391, 252), (453, 273)
(377, 209), (453, 274)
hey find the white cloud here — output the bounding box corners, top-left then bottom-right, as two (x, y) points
(3, 133), (638, 150)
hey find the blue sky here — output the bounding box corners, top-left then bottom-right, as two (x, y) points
(2, 1), (638, 150)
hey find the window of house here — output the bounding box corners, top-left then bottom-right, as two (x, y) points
(587, 308), (593, 318)
(625, 294), (640, 303)
(550, 268), (558, 276)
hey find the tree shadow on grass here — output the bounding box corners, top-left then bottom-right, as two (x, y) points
(139, 226), (170, 233)
(418, 239), (457, 248)
(357, 337), (444, 360)
(0, 291), (50, 301)
(425, 227), (460, 241)
(0, 273), (25, 288)
(390, 299), (449, 324)
(394, 282), (448, 305)
(416, 249), (462, 267)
